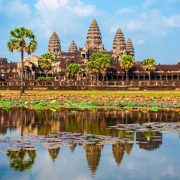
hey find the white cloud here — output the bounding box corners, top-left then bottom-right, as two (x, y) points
(36, 0), (69, 11)
(118, 7), (134, 15)
(0, 0), (31, 17)
(165, 15), (180, 27)
(137, 39), (146, 45)
(35, 0), (95, 17)
(74, 5), (94, 17)
(143, 0), (158, 8)
(32, 0), (96, 39)
(127, 21), (144, 31)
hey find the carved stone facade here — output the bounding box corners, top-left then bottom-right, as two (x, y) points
(112, 28), (126, 58)
(68, 41), (78, 53)
(0, 19), (180, 84)
(48, 32), (61, 60)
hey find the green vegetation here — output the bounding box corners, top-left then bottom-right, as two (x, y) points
(37, 76), (54, 81)
(142, 58), (156, 81)
(66, 64), (82, 80)
(0, 90), (179, 111)
(86, 52), (112, 81)
(119, 54), (134, 81)
(7, 27), (37, 96)
(38, 52), (56, 75)
(7, 149), (36, 171)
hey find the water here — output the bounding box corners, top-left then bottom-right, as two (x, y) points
(0, 109), (180, 180)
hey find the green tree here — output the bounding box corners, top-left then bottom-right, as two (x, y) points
(7, 148), (36, 171)
(119, 54), (134, 81)
(66, 64), (82, 80)
(86, 60), (100, 81)
(142, 58), (156, 81)
(89, 52), (103, 61)
(7, 27), (37, 96)
(38, 52), (56, 75)
(86, 52), (112, 81)
(99, 54), (112, 81)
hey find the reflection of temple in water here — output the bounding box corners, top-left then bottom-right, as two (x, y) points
(112, 143), (133, 166)
(48, 147), (60, 162)
(1, 109), (177, 175)
(84, 144), (103, 175)
(112, 143), (125, 166)
(69, 144), (76, 153)
(0, 109), (179, 136)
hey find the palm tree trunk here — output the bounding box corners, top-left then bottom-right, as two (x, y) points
(103, 75), (105, 81)
(148, 71), (151, 81)
(126, 70), (128, 81)
(20, 50), (24, 96)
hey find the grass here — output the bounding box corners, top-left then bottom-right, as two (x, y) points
(0, 90), (180, 97)
(0, 90), (179, 111)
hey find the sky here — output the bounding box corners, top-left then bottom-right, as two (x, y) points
(0, 0), (180, 64)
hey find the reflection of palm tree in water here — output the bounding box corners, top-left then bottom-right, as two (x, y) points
(7, 148), (36, 171)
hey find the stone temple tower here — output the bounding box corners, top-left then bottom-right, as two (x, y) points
(68, 40), (78, 53)
(48, 32), (61, 59)
(112, 28), (126, 58)
(126, 38), (135, 57)
(82, 19), (104, 59)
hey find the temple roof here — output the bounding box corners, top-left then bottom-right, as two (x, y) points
(48, 32), (61, 53)
(68, 40), (78, 53)
(113, 28), (126, 54)
(126, 38), (134, 57)
(85, 19), (104, 51)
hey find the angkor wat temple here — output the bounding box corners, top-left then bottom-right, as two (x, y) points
(0, 19), (180, 89)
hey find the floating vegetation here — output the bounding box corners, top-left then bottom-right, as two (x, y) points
(0, 96), (179, 111)
(1, 121), (180, 154)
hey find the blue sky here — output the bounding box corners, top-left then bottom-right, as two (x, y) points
(0, 0), (180, 64)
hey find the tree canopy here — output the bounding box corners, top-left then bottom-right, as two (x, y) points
(142, 58), (156, 81)
(86, 52), (112, 80)
(66, 63), (82, 79)
(7, 27), (37, 54)
(38, 52), (56, 74)
(119, 54), (134, 81)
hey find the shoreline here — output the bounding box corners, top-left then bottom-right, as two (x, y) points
(0, 90), (179, 112)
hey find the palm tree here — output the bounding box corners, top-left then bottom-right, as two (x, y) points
(119, 54), (134, 81)
(86, 60), (100, 81)
(99, 54), (112, 81)
(7, 27), (37, 96)
(7, 148), (36, 171)
(66, 64), (82, 80)
(38, 52), (56, 76)
(142, 58), (156, 81)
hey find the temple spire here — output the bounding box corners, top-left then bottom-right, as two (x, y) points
(48, 32), (61, 59)
(112, 28), (126, 58)
(84, 19), (104, 52)
(68, 40), (78, 53)
(48, 32), (61, 53)
(126, 38), (135, 57)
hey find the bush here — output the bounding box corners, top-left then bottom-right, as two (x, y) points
(37, 76), (54, 81)
(37, 76), (46, 81)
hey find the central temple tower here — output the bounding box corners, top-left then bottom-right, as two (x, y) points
(82, 19), (104, 59)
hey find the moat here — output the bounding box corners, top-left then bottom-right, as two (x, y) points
(0, 109), (180, 180)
